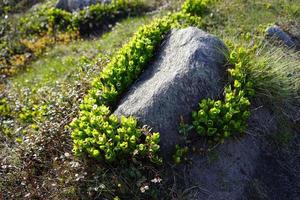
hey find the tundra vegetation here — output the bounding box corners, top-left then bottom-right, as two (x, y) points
(0, 0), (299, 199)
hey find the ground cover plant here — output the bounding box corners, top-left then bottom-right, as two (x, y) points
(192, 46), (254, 141)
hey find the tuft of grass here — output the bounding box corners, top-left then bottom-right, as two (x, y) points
(246, 45), (300, 104)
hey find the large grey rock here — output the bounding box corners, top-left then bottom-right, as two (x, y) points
(55, 0), (111, 12)
(114, 27), (228, 156)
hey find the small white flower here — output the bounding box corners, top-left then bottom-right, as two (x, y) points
(96, 90), (102, 96)
(64, 152), (70, 157)
(151, 177), (162, 183)
(24, 193), (30, 198)
(140, 185), (149, 193)
(93, 104), (98, 110)
(133, 149), (138, 156)
(99, 184), (106, 189)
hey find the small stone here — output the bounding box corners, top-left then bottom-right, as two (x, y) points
(266, 25), (296, 48)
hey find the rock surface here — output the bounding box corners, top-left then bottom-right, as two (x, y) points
(55, 0), (111, 12)
(184, 102), (279, 200)
(114, 27), (228, 156)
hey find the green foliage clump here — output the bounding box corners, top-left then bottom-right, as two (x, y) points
(0, 98), (11, 116)
(245, 46), (300, 104)
(19, 105), (47, 124)
(173, 145), (189, 164)
(88, 16), (174, 106)
(0, 0), (44, 16)
(182, 0), (211, 16)
(71, 105), (161, 163)
(19, 7), (73, 36)
(192, 47), (254, 141)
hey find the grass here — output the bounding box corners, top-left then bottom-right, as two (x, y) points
(247, 45), (300, 104)
(205, 0), (300, 45)
(11, 16), (153, 90)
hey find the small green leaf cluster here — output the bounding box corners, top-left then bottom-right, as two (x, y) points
(19, 105), (47, 123)
(173, 145), (189, 164)
(182, 0), (211, 16)
(88, 16), (176, 106)
(0, 0), (43, 16)
(0, 98), (11, 116)
(19, 7), (73, 36)
(192, 47), (254, 141)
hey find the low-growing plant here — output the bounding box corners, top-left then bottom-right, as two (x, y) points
(0, 98), (11, 116)
(19, 104), (47, 124)
(19, 0), (147, 37)
(71, 107), (162, 163)
(192, 47), (254, 141)
(173, 145), (189, 164)
(182, 0), (211, 16)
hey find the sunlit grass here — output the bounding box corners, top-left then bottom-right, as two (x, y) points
(10, 15), (153, 90)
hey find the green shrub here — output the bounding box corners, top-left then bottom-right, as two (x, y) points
(19, 105), (47, 124)
(192, 47), (254, 141)
(0, 0), (45, 16)
(71, 109), (161, 163)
